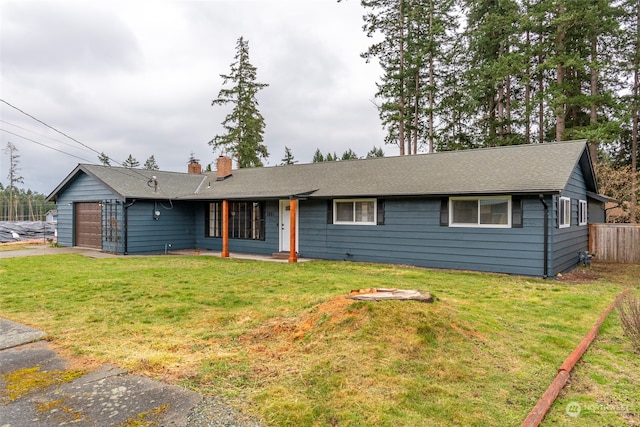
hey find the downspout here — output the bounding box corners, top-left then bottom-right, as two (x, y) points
(539, 194), (549, 279)
(123, 199), (136, 255)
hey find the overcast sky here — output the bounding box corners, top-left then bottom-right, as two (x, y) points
(0, 0), (386, 195)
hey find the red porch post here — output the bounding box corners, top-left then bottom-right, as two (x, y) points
(288, 198), (298, 263)
(221, 199), (229, 258)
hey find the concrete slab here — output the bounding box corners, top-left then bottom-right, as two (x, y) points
(0, 317), (47, 350)
(0, 340), (202, 426)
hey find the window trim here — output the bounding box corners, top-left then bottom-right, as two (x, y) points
(333, 198), (377, 225)
(578, 199), (587, 226)
(449, 196), (512, 228)
(559, 196), (571, 228)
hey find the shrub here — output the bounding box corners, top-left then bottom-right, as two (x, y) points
(617, 293), (640, 352)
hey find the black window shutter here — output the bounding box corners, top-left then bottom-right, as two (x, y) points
(440, 198), (449, 226)
(327, 200), (333, 224)
(512, 197), (523, 228)
(377, 200), (385, 225)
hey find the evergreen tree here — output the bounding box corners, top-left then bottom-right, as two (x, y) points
(210, 36), (269, 168)
(632, 0), (640, 223)
(98, 152), (111, 166)
(280, 146), (297, 165)
(122, 154), (140, 168)
(144, 155), (159, 170)
(341, 149), (359, 160)
(312, 148), (325, 163)
(3, 142), (24, 221)
(366, 146), (385, 158)
(358, 0), (456, 154)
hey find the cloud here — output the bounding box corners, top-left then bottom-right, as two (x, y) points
(0, 0), (386, 195)
(1, 1), (140, 76)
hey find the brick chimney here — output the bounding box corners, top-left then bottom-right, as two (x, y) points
(216, 155), (232, 180)
(188, 159), (202, 174)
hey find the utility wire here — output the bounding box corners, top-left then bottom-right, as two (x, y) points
(0, 128), (95, 163)
(0, 119), (95, 154)
(0, 98), (155, 183)
(0, 98), (105, 158)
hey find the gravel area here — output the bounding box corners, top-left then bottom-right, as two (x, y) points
(187, 397), (264, 427)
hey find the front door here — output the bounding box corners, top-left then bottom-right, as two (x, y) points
(279, 200), (299, 252)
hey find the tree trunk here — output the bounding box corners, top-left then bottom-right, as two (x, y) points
(555, 3), (566, 142)
(428, 0), (435, 153)
(590, 36), (598, 126)
(538, 52), (545, 144)
(556, 62), (565, 141)
(631, 3), (639, 223)
(398, 0), (406, 156)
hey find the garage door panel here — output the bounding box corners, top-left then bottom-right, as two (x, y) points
(75, 202), (102, 249)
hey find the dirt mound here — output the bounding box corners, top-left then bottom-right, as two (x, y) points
(242, 291), (371, 349)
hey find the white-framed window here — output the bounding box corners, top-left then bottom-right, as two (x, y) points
(578, 200), (587, 226)
(558, 197), (571, 228)
(334, 199), (376, 225)
(449, 196), (511, 228)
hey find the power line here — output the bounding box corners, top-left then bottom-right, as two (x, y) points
(0, 98), (105, 158)
(0, 98), (164, 185)
(0, 119), (95, 154)
(0, 128), (95, 163)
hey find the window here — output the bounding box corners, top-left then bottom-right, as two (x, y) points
(205, 201), (265, 240)
(206, 202), (222, 237)
(449, 196), (511, 227)
(333, 199), (376, 225)
(578, 200), (587, 226)
(558, 197), (571, 228)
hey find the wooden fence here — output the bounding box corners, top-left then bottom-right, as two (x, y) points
(589, 224), (640, 264)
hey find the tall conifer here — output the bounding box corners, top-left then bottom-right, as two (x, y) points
(210, 37), (269, 168)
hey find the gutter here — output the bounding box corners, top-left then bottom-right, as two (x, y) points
(539, 194), (549, 279)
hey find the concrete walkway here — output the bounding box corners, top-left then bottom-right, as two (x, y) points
(0, 246), (119, 259)
(0, 245), (310, 263)
(0, 317), (201, 426)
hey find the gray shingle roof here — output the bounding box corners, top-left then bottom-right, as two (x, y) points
(48, 140), (594, 202)
(190, 140), (594, 200)
(47, 165), (206, 201)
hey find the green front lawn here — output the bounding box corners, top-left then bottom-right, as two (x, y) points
(0, 254), (638, 426)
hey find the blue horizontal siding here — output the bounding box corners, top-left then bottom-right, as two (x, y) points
(550, 165), (590, 274)
(299, 197), (547, 276)
(125, 201), (197, 254)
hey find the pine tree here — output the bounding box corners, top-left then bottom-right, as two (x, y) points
(98, 152), (111, 166)
(210, 36), (269, 168)
(144, 155), (159, 170)
(358, 0), (457, 155)
(341, 149), (359, 160)
(122, 154), (140, 168)
(4, 142), (24, 221)
(280, 146), (297, 165)
(312, 148), (325, 163)
(633, 0), (640, 223)
(366, 146), (385, 158)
